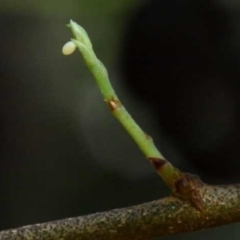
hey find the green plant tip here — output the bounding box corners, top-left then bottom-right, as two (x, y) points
(68, 20), (92, 50)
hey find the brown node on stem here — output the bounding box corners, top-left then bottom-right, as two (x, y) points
(107, 98), (122, 111)
(174, 173), (205, 211)
(144, 132), (152, 140)
(148, 157), (167, 171)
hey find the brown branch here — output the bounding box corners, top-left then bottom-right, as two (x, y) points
(1, 183), (240, 240)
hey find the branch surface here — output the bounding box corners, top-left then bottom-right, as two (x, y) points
(1, 184), (240, 240)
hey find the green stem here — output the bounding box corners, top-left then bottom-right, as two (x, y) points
(66, 20), (188, 193)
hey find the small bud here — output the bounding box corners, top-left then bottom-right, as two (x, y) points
(62, 41), (76, 55)
(68, 20), (92, 50)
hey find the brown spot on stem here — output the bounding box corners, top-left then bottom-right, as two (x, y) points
(108, 98), (121, 111)
(148, 157), (167, 171)
(175, 177), (190, 195)
(174, 173), (204, 211)
(144, 132), (152, 140)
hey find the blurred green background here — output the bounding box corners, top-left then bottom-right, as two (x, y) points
(0, 0), (240, 239)
(0, 0), (165, 229)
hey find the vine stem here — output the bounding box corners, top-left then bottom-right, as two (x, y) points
(67, 20), (184, 193)
(65, 20), (207, 210)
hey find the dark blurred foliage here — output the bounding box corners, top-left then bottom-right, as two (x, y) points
(0, 3), (161, 229)
(0, 0), (166, 232)
(121, 0), (240, 184)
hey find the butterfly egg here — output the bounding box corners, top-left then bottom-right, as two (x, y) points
(62, 41), (76, 55)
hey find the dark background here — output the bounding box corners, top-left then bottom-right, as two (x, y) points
(1, 0), (240, 239)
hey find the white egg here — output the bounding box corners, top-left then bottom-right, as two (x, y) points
(62, 41), (76, 55)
